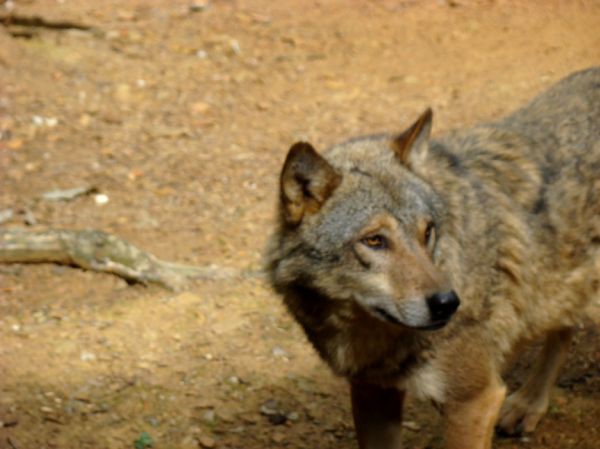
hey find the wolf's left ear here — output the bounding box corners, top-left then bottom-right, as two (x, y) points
(280, 142), (341, 226)
(391, 108), (433, 167)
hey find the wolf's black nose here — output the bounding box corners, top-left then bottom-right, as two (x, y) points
(426, 291), (460, 321)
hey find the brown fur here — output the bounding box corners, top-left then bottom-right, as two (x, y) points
(266, 67), (600, 448)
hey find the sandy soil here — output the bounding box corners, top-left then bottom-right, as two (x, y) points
(1, 1), (599, 448)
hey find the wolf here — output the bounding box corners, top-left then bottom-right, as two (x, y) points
(266, 67), (600, 449)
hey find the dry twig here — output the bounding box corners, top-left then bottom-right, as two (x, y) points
(0, 13), (93, 30)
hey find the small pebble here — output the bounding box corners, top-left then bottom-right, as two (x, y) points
(272, 431), (286, 443)
(272, 346), (288, 358)
(23, 209), (37, 226)
(230, 39), (241, 55)
(0, 209), (13, 224)
(80, 351), (96, 361)
(287, 411), (300, 421)
(46, 117), (58, 127)
(402, 420), (421, 431)
(189, 1), (209, 12)
(144, 415), (160, 427)
(260, 399), (279, 416)
(180, 436), (198, 449)
(198, 435), (215, 448)
(94, 194), (109, 205)
(203, 409), (216, 423)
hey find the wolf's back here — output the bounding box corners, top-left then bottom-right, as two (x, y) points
(507, 67), (600, 230)
(500, 66), (600, 158)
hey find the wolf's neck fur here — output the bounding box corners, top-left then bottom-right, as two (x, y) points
(284, 284), (433, 385)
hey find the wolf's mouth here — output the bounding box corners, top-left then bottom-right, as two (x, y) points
(415, 320), (449, 331)
(370, 306), (450, 331)
(371, 306), (403, 325)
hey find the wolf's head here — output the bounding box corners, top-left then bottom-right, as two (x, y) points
(268, 109), (460, 332)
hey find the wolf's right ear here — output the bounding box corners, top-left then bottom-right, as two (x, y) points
(392, 108), (433, 167)
(280, 142), (342, 226)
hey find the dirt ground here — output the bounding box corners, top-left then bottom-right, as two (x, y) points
(1, 0), (599, 448)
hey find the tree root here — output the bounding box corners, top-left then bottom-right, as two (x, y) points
(0, 229), (242, 290)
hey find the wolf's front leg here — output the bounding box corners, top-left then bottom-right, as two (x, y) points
(350, 381), (405, 449)
(443, 374), (506, 449)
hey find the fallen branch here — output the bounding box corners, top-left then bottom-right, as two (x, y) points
(0, 229), (241, 290)
(0, 13), (93, 31)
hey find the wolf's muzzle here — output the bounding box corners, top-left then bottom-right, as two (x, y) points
(426, 291), (460, 322)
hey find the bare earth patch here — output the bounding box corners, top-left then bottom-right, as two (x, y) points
(1, 1), (599, 448)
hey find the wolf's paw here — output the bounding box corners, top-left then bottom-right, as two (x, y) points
(496, 391), (549, 436)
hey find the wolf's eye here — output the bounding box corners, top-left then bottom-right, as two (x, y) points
(424, 221), (436, 247)
(361, 234), (388, 250)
